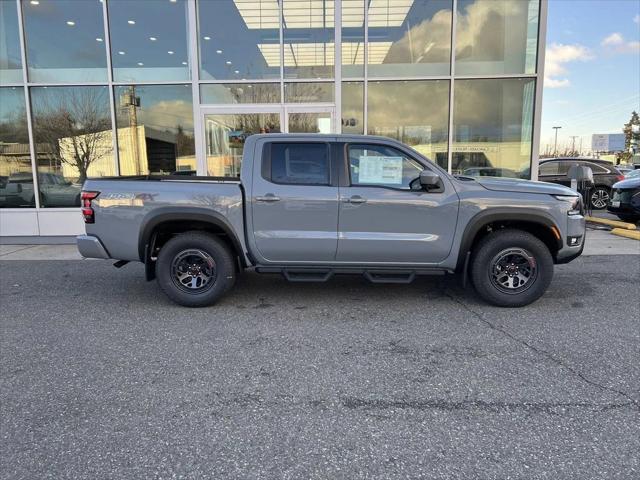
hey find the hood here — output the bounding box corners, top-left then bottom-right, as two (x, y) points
(472, 177), (577, 196)
(613, 177), (640, 189)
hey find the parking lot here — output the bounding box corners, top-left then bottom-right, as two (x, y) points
(1, 253), (639, 479)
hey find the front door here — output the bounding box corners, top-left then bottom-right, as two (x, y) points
(250, 138), (339, 263)
(336, 142), (459, 264)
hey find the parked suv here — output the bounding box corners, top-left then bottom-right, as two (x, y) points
(538, 158), (624, 210)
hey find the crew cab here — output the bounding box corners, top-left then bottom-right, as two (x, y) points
(77, 134), (586, 307)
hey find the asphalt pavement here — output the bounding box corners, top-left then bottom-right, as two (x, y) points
(1, 256), (639, 479)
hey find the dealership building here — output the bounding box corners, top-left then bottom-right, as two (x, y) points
(0, 0), (547, 239)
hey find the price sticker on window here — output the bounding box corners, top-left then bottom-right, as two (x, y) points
(358, 156), (403, 184)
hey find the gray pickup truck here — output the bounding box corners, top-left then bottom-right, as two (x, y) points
(77, 134), (586, 307)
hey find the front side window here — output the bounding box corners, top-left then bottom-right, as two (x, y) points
(270, 143), (330, 185)
(348, 144), (422, 189)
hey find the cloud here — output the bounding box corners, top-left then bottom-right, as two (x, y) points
(544, 43), (593, 88)
(634, 14), (639, 24)
(601, 32), (624, 46)
(601, 32), (640, 53)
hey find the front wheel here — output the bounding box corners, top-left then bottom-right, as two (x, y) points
(156, 232), (236, 307)
(590, 187), (610, 210)
(470, 229), (554, 307)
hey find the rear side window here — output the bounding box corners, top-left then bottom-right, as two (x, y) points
(539, 161), (559, 176)
(270, 143), (330, 185)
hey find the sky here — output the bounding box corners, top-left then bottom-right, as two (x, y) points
(541, 0), (640, 154)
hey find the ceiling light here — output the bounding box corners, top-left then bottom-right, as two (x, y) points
(167, 50), (174, 55)
(118, 51), (125, 55)
(181, 61), (188, 65)
(137, 62), (144, 66)
(30, 1), (39, 5)
(149, 37), (157, 41)
(66, 21), (75, 26)
(170, 0), (177, 3)
(96, 37), (103, 42)
(234, 70), (239, 74)
(216, 49), (222, 54)
(225, 60), (232, 65)
(247, 85), (252, 88)
(204, 36), (211, 40)
(128, 20), (136, 25)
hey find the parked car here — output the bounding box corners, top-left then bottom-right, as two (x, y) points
(624, 169), (640, 179)
(0, 172), (81, 207)
(538, 158), (624, 210)
(607, 176), (640, 223)
(77, 134), (586, 308)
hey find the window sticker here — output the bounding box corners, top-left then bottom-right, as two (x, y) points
(358, 156), (403, 184)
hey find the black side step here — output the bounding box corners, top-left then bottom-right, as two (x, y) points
(282, 269), (333, 282)
(364, 270), (415, 284)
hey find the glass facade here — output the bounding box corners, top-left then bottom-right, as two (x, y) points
(1, 0), (545, 233)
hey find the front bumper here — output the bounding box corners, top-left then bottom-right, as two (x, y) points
(76, 235), (110, 259)
(555, 214), (586, 264)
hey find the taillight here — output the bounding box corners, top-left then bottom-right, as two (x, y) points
(617, 175), (625, 181)
(81, 191), (100, 223)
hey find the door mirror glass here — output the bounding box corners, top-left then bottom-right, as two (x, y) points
(419, 170), (441, 190)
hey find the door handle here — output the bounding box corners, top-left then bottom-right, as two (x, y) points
(255, 193), (281, 202)
(345, 195), (367, 204)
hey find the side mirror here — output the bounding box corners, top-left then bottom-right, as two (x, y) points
(419, 170), (441, 190)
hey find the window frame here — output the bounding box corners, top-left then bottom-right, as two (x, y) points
(345, 142), (427, 192)
(262, 141), (333, 187)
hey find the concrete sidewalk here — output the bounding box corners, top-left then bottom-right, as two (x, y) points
(1, 228), (638, 260)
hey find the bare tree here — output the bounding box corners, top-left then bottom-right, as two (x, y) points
(32, 88), (112, 183)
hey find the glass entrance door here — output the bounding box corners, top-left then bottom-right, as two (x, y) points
(201, 106), (335, 176)
(203, 110), (281, 177)
(285, 106), (335, 134)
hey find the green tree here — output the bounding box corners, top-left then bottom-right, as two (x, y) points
(619, 111), (640, 163)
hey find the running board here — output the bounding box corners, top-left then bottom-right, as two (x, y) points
(255, 266), (447, 284)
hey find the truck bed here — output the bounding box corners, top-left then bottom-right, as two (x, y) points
(83, 177), (246, 262)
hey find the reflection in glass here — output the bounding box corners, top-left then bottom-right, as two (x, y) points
(368, 80), (449, 169)
(200, 83), (281, 104)
(30, 86), (113, 207)
(198, 0), (280, 80)
(456, 0), (539, 75)
(108, 0), (190, 82)
(341, 0), (364, 78)
(283, 0), (335, 79)
(342, 82), (364, 134)
(453, 78), (535, 178)
(205, 113), (280, 176)
(0, 0), (22, 83)
(288, 112), (332, 133)
(367, 0), (452, 78)
(0, 88), (34, 208)
(114, 85), (195, 176)
(22, 0), (107, 83)
(284, 82), (334, 103)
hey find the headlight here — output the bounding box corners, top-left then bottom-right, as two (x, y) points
(553, 194), (582, 215)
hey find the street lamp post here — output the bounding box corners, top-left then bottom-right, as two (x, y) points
(553, 126), (562, 156)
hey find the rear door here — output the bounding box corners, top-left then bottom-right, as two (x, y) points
(335, 142), (459, 264)
(250, 140), (339, 262)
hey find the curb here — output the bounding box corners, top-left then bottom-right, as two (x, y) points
(610, 228), (640, 241)
(585, 216), (637, 230)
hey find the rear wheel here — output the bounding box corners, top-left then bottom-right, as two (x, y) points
(156, 232), (236, 307)
(470, 229), (554, 307)
(589, 186), (610, 210)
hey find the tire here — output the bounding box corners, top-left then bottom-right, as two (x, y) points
(470, 229), (554, 308)
(589, 186), (610, 210)
(155, 232), (236, 307)
(617, 214), (640, 224)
